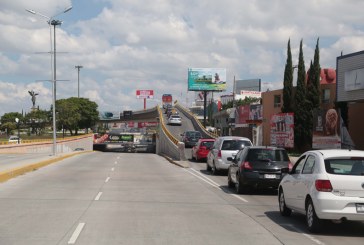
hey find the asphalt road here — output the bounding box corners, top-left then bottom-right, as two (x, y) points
(0, 152), (363, 245)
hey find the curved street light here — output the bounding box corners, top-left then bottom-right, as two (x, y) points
(26, 6), (72, 155)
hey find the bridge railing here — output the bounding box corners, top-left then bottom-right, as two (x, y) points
(156, 107), (186, 161)
(174, 102), (219, 139)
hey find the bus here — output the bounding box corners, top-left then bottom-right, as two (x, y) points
(162, 94), (172, 109)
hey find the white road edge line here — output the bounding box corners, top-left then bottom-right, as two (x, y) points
(114, 161), (118, 164)
(187, 168), (248, 203)
(111, 167), (115, 171)
(95, 192), (103, 201)
(183, 169), (220, 188)
(105, 177), (110, 183)
(68, 222), (85, 244)
(287, 224), (325, 245)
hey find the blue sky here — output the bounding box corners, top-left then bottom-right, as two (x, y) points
(1, 0), (364, 116)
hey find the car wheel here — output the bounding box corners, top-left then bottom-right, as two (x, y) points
(278, 189), (292, 217)
(306, 199), (322, 233)
(235, 174), (245, 194)
(206, 162), (211, 171)
(212, 162), (219, 175)
(227, 172), (235, 188)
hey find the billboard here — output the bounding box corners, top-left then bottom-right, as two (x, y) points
(188, 68), (227, 91)
(99, 111), (120, 120)
(235, 79), (261, 92)
(312, 109), (341, 149)
(270, 113), (294, 148)
(136, 90), (154, 99)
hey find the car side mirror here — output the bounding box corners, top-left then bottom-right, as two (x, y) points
(227, 157), (233, 162)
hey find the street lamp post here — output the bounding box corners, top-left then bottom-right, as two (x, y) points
(15, 118), (20, 144)
(75, 65), (83, 97)
(26, 6), (72, 155)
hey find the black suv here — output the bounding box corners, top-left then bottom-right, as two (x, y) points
(227, 146), (292, 193)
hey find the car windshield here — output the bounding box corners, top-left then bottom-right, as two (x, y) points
(246, 149), (289, 161)
(221, 140), (251, 150)
(325, 158), (364, 175)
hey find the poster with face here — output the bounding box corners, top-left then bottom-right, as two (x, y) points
(312, 109), (341, 149)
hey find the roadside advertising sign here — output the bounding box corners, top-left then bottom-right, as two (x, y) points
(99, 111), (120, 120)
(312, 109), (341, 149)
(188, 68), (227, 91)
(270, 113), (294, 148)
(136, 90), (154, 99)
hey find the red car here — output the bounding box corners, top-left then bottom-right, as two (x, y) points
(191, 138), (216, 162)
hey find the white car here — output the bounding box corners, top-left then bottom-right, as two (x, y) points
(167, 115), (182, 125)
(8, 135), (21, 144)
(278, 149), (364, 233)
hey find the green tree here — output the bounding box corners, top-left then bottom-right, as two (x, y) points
(24, 109), (50, 135)
(56, 97), (98, 135)
(294, 39), (310, 152)
(221, 97), (261, 110)
(282, 39), (294, 113)
(0, 112), (23, 136)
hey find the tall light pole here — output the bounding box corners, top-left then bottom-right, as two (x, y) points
(26, 6), (72, 155)
(15, 118), (20, 144)
(75, 65), (83, 97)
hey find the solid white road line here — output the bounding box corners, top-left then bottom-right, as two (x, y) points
(111, 167), (115, 171)
(68, 222), (85, 244)
(186, 168), (249, 203)
(114, 161), (118, 164)
(105, 177), (110, 183)
(95, 192), (103, 201)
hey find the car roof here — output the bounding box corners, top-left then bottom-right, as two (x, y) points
(217, 136), (251, 141)
(245, 146), (286, 150)
(304, 149), (364, 158)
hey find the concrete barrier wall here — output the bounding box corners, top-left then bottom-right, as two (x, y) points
(0, 135), (93, 154)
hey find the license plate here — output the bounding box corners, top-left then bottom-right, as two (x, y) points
(264, 174), (276, 179)
(356, 203), (364, 213)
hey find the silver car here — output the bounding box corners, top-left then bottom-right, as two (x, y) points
(207, 136), (252, 175)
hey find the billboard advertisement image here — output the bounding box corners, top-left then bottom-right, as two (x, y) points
(99, 111), (120, 120)
(270, 113), (294, 148)
(312, 109), (341, 149)
(136, 90), (154, 99)
(188, 68), (227, 91)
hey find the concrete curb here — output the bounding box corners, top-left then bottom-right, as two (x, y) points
(0, 151), (92, 183)
(160, 154), (190, 168)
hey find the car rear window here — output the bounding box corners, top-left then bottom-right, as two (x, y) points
(186, 132), (201, 138)
(201, 141), (214, 148)
(221, 140), (252, 150)
(325, 158), (364, 175)
(246, 149), (289, 161)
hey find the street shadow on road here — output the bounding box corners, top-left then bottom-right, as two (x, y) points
(265, 211), (364, 238)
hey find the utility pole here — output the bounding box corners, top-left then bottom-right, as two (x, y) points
(75, 65), (83, 97)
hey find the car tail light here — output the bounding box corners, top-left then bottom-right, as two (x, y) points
(217, 150), (222, 158)
(315, 180), (333, 192)
(241, 161), (253, 170)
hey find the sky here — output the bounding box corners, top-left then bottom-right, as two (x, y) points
(1, 0), (364, 116)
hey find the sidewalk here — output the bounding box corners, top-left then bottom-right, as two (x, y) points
(0, 151), (89, 183)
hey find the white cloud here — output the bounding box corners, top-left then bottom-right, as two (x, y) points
(1, 0), (364, 115)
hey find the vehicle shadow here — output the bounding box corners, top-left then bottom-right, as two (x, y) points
(265, 211), (364, 237)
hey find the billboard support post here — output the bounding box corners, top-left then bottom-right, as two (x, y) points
(144, 98), (146, 110)
(203, 91), (207, 127)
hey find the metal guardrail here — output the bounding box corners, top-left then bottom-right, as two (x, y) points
(174, 102), (219, 139)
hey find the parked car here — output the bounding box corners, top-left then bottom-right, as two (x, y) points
(8, 135), (21, 144)
(167, 115), (182, 125)
(191, 138), (215, 162)
(206, 136), (252, 175)
(278, 149), (364, 233)
(180, 131), (202, 148)
(227, 146), (292, 193)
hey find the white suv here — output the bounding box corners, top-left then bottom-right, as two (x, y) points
(207, 136), (252, 175)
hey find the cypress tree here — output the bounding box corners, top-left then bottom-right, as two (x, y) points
(294, 39), (309, 151)
(282, 39), (294, 113)
(312, 38), (321, 109)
